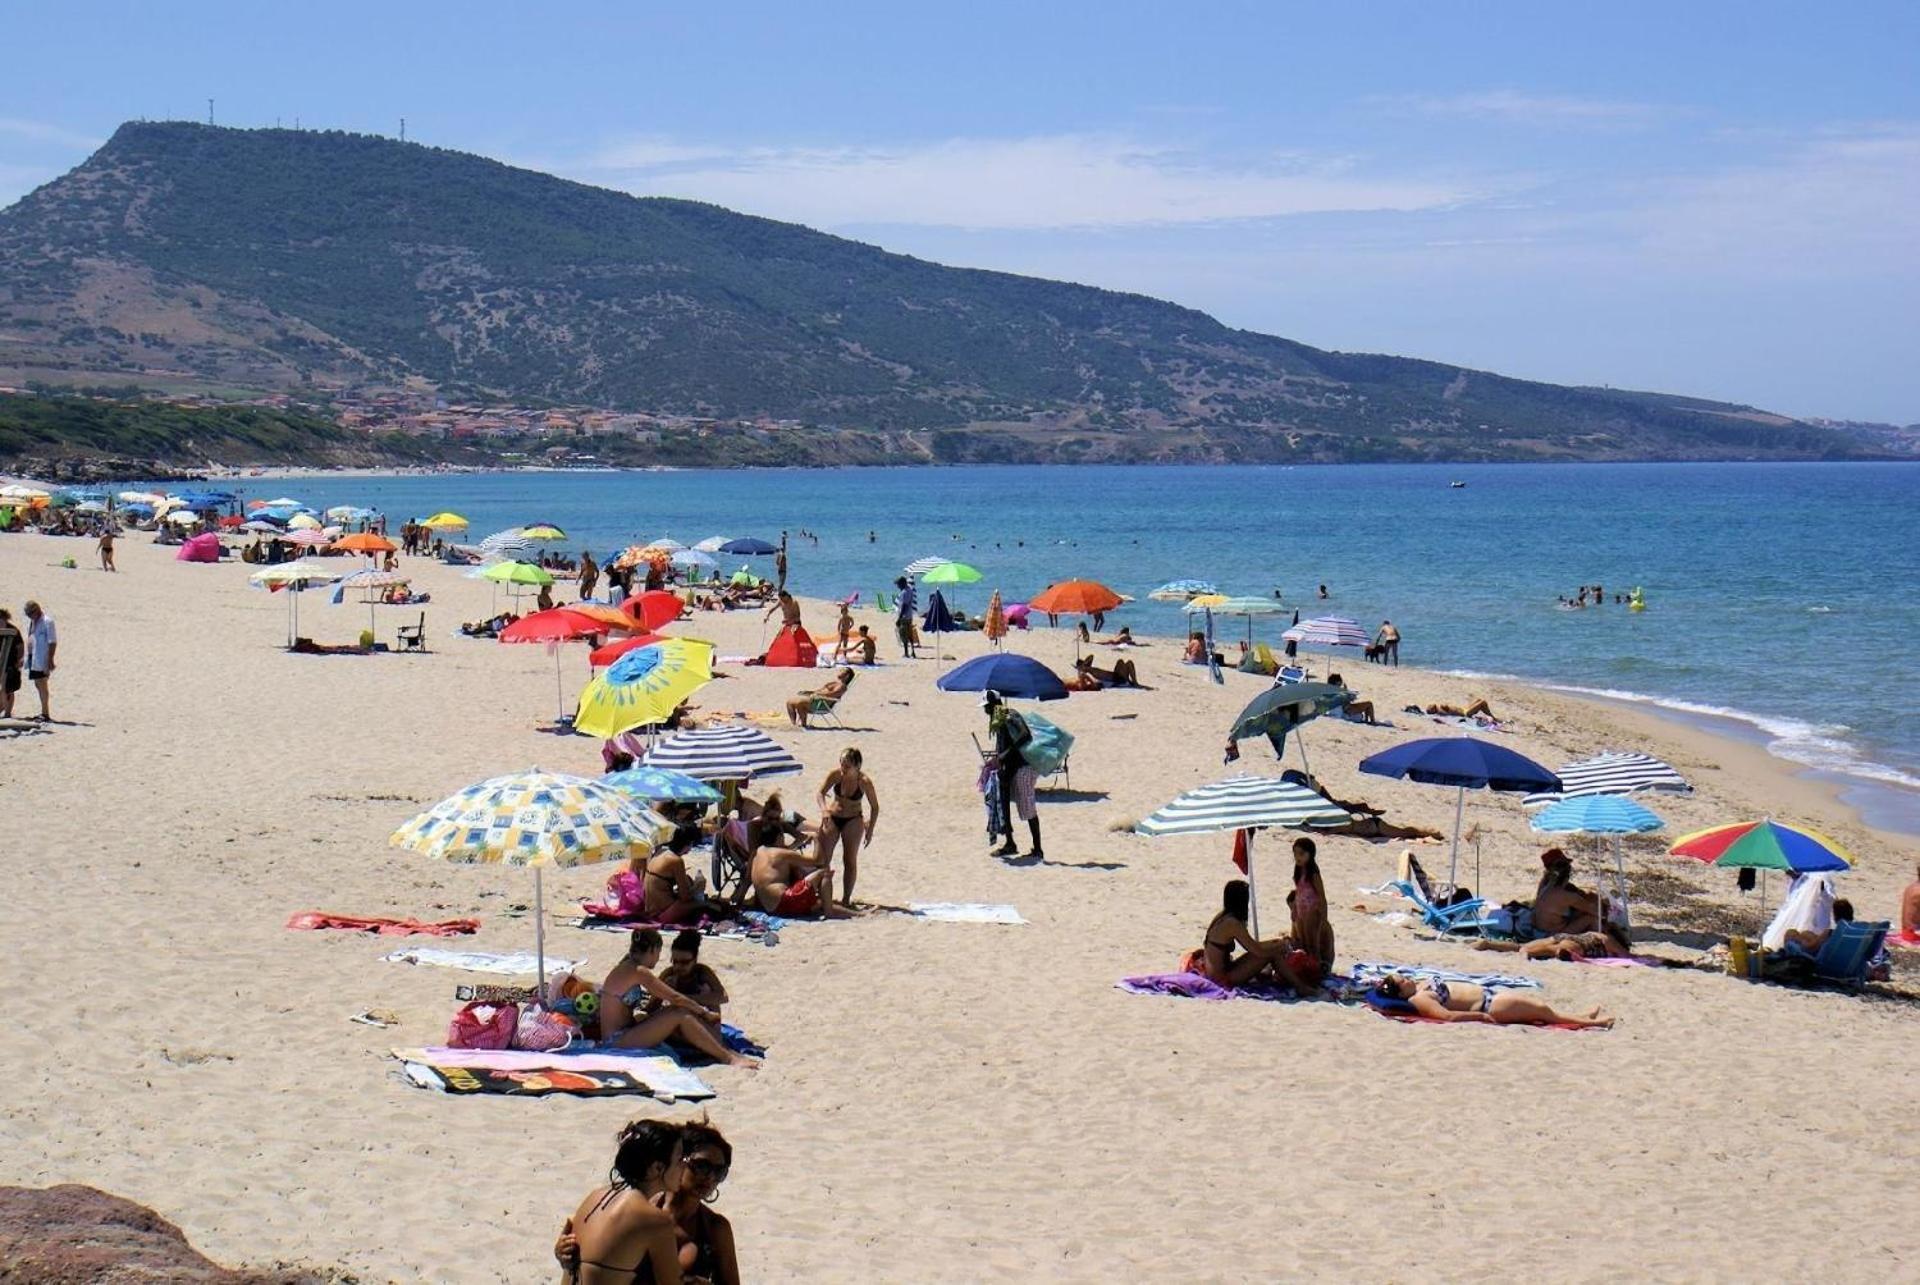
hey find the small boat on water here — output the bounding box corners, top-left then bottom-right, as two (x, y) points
(1450, 480), (1467, 488)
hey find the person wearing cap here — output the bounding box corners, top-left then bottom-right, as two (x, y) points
(983, 691), (1042, 860)
(1532, 848), (1600, 936)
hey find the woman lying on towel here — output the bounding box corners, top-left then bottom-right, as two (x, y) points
(598, 929), (758, 1066)
(1068, 655), (1142, 689)
(1373, 973), (1615, 1028)
(1475, 923), (1632, 961)
(1191, 879), (1321, 993)
(1423, 698), (1497, 719)
(1277, 771), (1443, 842)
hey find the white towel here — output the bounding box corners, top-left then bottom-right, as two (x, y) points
(382, 948), (582, 975)
(906, 902), (1028, 925)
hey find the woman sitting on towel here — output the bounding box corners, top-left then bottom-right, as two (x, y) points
(660, 929), (728, 1027)
(1194, 879), (1293, 987)
(598, 929), (758, 1066)
(554, 1119), (686, 1284)
(1373, 973), (1615, 1028)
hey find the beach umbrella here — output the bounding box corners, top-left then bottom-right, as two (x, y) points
(1671, 818), (1852, 921)
(1283, 615), (1371, 651)
(391, 771), (672, 1000)
(1135, 776), (1350, 936)
(589, 632), (668, 668)
(921, 590), (960, 671)
(262, 496), (304, 508)
(120, 502), (155, 517)
(562, 604), (640, 632)
(604, 766), (725, 806)
(420, 512), (469, 531)
(574, 638), (717, 739)
(937, 653), (1069, 701)
(693, 535), (733, 553)
(323, 505), (358, 521)
(520, 523), (569, 542)
(1523, 751), (1693, 807)
(281, 528), (330, 547)
(640, 536), (685, 552)
(720, 537), (778, 556)
(904, 555), (953, 576)
(216, 513), (246, 528)
(0, 484), (51, 500)
(1228, 682), (1353, 772)
(332, 568), (410, 636)
(1202, 595), (1286, 648)
(609, 545), (653, 571)
(921, 562), (981, 586)
(1360, 737), (1561, 890)
(1027, 580), (1123, 617)
(985, 590), (1008, 649)
(728, 568), (764, 587)
(240, 519), (280, 534)
(1150, 579), (1218, 601)
(479, 529), (537, 563)
(625, 589), (685, 632)
(73, 500), (107, 515)
(1531, 795), (1666, 929)
(333, 532), (396, 555)
(165, 509), (202, 527)
(642, 723), (802, 782)
(482, 560), (554, 587)
(671, 548), (716, 571)
(501, 608), (614, 723)
(118, 490), (163, 504)
(250, 562), (344, 644)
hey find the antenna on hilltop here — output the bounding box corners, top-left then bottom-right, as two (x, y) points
(207, 98), (215, 126)
(400, 117), (407, 142)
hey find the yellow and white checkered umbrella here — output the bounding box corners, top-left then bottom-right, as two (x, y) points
(391, 771), (672, 997)
(391, 770), (671, 868)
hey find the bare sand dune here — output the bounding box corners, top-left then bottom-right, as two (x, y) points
(1, 534), (1913, 1281)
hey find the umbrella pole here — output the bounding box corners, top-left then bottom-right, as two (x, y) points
(1246, 829), (1260, 939)
(289, 586), (298, 647)
(1448, 786), (1465, 890)
(1613, 835), (1630, 929)
(534, 865), (548, 1007)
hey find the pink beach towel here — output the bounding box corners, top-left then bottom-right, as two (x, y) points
(287, 911), (479, 937)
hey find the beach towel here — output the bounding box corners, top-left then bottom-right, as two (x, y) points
(1573, 955), (1667, 968)
(1116, 972), (1355, 1003)
(905, 902), (1028, 925)
(392, 1047), (715, 1100)
(1347, 961), (1541, 991)
(382, 948), (583, 975)
(1888, 929), (1920, 949)
(287, 911), (479, 937)
(564, 911), (785, 944)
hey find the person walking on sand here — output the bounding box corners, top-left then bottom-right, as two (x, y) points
(578, 550), (599, 602)
(0, 608), (22, 719)
(23, 600), (55, 722)
(1376, 619), (1400, 667)
(96, 527), (116, 573)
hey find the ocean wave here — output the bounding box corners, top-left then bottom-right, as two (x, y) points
(1537, 683), (1920, 793)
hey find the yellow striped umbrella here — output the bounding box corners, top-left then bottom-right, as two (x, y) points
(574, 638), (715, 739)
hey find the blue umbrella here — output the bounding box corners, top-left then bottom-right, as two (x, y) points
(1361, 737), (1561, 888)
(719, 537), (778, 556)
(603, 766), (725, 805)
(1531, 795), (1664, 929)
(937, 653), (1069, 701)
(921, 589), (959, 671)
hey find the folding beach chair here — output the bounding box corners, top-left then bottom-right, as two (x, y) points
(1273, 665), (1308, 686)
(1782, 920), (1889, 989)
(396, 612), (428, 651)
(805, 670), (856, 729)
(1389, 878), (1502, 936)
(711, 819), (753, 906)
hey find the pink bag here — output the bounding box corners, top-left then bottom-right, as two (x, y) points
(447, 1001), (518, 1050)
(513, 1005), (579, 1052)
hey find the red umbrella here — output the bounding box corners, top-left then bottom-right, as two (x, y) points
(589, 632), (667, 668)
(1028, 580), (1123, 616)
(218, 514), (246, 529)
(500, 608), (608, 724)
(625, 590), (686, 632)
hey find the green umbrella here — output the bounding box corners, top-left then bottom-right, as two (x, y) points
(920, 562), (981, 585)
(1228, 682), (1352, 777)
(481, 560), (554, 586)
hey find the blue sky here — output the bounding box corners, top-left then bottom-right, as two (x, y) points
(4, 2), (1916, 420)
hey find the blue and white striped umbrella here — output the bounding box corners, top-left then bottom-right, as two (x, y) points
(1282, 615), (1371, 649)
(1149, 579), (1218, 601)
(1523, 751), (1693, 807)
(642, 723), (802, 782)
(903, 556), (952, 576)
(478, 529), (537, 564)
(1529, 793), (1666, 931)
(693, 535), (733, 553)
(1135, 776), (1349, 837)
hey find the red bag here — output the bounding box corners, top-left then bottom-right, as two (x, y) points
(447, 1001), (518, 1050)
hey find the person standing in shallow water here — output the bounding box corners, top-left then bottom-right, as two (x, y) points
(1376, 619), (1400, 667)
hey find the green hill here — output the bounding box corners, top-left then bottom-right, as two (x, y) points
(0, 121), (1872, 463)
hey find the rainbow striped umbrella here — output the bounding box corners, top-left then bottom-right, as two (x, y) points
(1670, 819), (1852, 873)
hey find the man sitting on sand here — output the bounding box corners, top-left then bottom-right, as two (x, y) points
(853, 624), (877, 665)
(749, 843), (850, 919)
(1533, 849), (1601, 935)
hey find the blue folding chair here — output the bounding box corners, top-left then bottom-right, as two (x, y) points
(1389, 879), (1502, 936)
(1786, 920), (1889, 988)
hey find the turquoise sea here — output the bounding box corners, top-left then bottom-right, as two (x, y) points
(266, 461), (1920, 833)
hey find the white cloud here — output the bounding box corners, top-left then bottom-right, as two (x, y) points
(0, 117), (102, 150)
(563, 134), (1475, 230)
(1390, 90), (1664, 125)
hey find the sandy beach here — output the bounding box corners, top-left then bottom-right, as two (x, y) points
(1, 532), (1914, 1282)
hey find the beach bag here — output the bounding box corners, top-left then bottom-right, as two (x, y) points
(512, 1004), (579, 1052)
(447, 1001), (517, 1050)
(1019, 712), (1072, 777)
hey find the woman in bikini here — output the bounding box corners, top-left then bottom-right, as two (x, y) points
(1373, 972), (1615, 1028)
(1195, 879), (1293, 986)
(660, 1119), (741, 1285)
(1284, 837), (1336, 992)
(815, 746), (878, 907)
(597, 929), (757, 1067)
(606, 828), (706, 924)
(784, 667), (854, 728)
(555, 1119), (686, 1283)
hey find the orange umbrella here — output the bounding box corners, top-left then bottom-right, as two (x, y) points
(564, 604), (641, 631)
(985, 589), (1008, 645)
(333, 532), (397, 554)
(1028, 580), (1123, 615)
